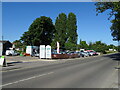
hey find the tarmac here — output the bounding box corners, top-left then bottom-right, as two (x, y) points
(1, 53), (119, 72)
(1, 55), (90, 72)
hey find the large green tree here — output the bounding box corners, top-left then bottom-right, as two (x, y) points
(66, 12), (78, 44)
(95, 2), (120, 42)
(52, 13), (67, 49)
(20, 16), (55, 46)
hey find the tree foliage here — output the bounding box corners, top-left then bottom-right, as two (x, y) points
(13, 40), (23, 48)
(88, 41), (93, 50)
(95, 2), (120, 41)
(79, 39), (88, 49)
(20, 16), (55, 46)
(65, 42), (77, 51)
(67, 12), (78, 44)
(52, 13), (67, 49)
(77, 40), (117, 53)
(52, 12), (78, 50)
(92, 41), (108, 53)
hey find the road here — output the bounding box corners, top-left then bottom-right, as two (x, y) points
(1, 53), (119, 88)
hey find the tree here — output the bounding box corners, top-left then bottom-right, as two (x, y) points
(95, 2), (120, 42)
(53, 13), (67, 49)
(20, 16), (55, 46)
(13, 40), (23, 48)
(88, 41), (93, 50)
(110, 14), (120, 41)
(108, 44), (115, 49)
(107, 44), (118, 50)
(66, 12), (78, 44)
(92, 41), (108, 53)
(65, 42), (77, 51)
(79, 40), (88, 49)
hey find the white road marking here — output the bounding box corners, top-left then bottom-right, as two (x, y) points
(1, 72), (54, 87)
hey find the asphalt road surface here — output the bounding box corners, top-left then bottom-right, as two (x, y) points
(1, 53), (119, 88)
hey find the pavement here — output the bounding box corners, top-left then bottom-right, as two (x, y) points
(1, 53), (120, 88)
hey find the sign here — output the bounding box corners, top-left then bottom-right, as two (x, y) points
(26, 46), (32, 55)
(57, 41), (60, 54)
(0, 42), (2, 56)
(40, 45), (45, 58)
(46, 45), (51, 59)
(0, 56), (5, 66)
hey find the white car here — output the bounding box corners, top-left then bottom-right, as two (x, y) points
(6, 50), (18, 56)
(81, 52), (89, 57)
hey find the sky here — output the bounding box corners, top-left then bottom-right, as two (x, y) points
(2, 2), (118, 46)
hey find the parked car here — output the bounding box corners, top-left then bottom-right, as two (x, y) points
(81, 52), (89, 57)
(34, 53), (39, 57)
(92, 52), (98, 56)
(76, 52), (84, 57)
(6, 50), (19, 56)
(86, 52), (92, 56)
(87, 51), (98, 56)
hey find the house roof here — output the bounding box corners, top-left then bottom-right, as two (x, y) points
(0, 40), (12, 44)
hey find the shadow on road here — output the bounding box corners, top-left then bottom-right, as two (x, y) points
(103, 53), (120, 61)
(6, 61), (23, 67)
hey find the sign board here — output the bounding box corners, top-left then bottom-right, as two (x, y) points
(26, 46), (32, 55)
(40, 45), (45, 58)
(0, 56), (4, 66)
(0, 42), (2, 56)
(46, 45), (51, 59)
(57, 41), (60, 54)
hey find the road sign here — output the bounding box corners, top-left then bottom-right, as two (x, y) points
(40, 45), (45, 58)
(46, 45), (51, 59)
(57, 41), (60, 54)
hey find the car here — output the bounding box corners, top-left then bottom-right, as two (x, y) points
(76, 52), (84, 57)
(81, 52), (89, 57)
(34, 53), (39, 57)
(88, 51), (98, 56)
(86, 52), (92, 56)
(92, 52), (98, 56)
(87, 51), (97, 56)
(6, 50), (19, 56)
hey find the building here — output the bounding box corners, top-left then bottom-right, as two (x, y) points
(0, 40), (12, 55)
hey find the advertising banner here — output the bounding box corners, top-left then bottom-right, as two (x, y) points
(26, 46), (32, 55)
(46, 45), (51, 59)
(57, 41), (60, 54)
(40, 45), (45, 58)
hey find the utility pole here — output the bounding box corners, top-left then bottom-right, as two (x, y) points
(2, 35), (3, 41)
(0, 1), (2, 56)
(0, 36), (3, 56)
